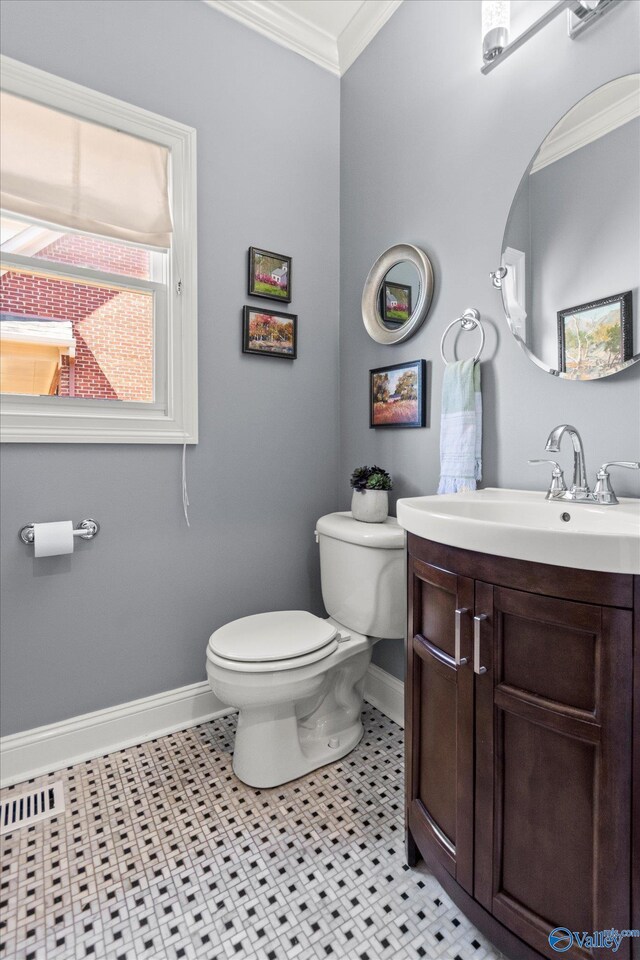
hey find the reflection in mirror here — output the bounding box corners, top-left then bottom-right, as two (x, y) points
(362, 243), (434, 345)
(379, 262), (420, 329)
(501, 74), (640, 380)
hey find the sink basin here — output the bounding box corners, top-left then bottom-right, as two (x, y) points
(396, 488), (640, 575)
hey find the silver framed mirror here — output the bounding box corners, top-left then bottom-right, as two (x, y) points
(498, 73), (640, 380)
(362, 243), (434, 345)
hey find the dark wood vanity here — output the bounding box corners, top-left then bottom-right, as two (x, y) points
(405, 533), (639, 960)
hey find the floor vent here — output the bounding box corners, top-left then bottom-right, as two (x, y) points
(1, 781), (65, 835)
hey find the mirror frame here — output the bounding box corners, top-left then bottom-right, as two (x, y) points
(499, 74), (640, 380)
(362, 243), (434, 345)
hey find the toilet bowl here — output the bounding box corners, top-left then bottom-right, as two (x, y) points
(206, 513), (405, 788)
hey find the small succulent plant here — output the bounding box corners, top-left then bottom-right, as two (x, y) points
(350, 465), (393, 492)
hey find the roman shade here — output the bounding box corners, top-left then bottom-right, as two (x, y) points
(0, 91), (172, 248)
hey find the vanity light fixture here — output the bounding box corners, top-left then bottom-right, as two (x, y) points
(482, 0), (510, 62)
(481, 0), (622, 74)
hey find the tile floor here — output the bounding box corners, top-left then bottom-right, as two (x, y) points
(0, 706), (504, 960)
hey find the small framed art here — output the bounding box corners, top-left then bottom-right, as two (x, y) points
(248, 247), (292, 303)
(242, 306), (297, 359)
(382, 281), (412, 325)
(557, 291), (633, 379)
(370, 359), (426, 428)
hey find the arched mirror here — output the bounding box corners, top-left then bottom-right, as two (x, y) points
(362, 243), (434, 344)
(499, 74), (640, 379)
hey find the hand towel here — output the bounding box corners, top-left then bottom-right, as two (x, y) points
(437, 358), (482, 494)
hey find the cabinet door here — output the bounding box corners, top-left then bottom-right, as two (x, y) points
(406, 557), (475, 893)
(474, 581), (632, 959)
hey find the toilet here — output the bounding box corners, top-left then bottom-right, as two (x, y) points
(206, 511), (405, 788)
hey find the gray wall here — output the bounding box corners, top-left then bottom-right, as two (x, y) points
(340, 0), (640, 679)
(2, 0), (640, 727)
(0, 0), (340, 735)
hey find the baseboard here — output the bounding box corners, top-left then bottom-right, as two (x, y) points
(1, 665), (404, 788)
(364, 663), (405, 728)
(0, 682), (234, 788)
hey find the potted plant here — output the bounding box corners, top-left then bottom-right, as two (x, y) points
(349, 465), (393, 523)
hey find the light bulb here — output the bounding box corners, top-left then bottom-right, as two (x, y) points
(482, 0), (510, 62)
(573, 0), (601, 17)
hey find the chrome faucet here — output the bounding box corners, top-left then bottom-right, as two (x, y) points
(593, 461), (640, 505)
(544, 424), (591, 500)
(528, 423), (640, 505)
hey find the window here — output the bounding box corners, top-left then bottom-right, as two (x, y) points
(0, 56), (197, 442)
(1, 223), (159, 403)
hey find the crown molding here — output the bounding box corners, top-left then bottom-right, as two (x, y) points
(531, 85), (640, 173)
(339, 1), (403, 74)
(203, 0), (339, 74)
(202, 0), (403, 76)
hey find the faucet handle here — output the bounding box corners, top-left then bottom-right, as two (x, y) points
(594, 461), (640, 505)
(598, 461), (640, 473)
(528, 459), (567, 498)
(528, 458), (562, 469)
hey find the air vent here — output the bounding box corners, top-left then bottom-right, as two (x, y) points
(1, 781), (65, 835)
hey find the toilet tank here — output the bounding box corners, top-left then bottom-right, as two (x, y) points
(315, 512), (406, 639)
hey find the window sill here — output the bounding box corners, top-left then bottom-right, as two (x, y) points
(1, 396), (197, 443)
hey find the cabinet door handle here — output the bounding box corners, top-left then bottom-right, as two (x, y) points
(473, 614), (488, 675)
(454, 607), (468, 666)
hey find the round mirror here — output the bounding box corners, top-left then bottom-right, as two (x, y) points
(362, 243), (434, 344)
(500, 74), (640, 380)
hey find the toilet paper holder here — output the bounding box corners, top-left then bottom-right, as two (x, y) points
(19, 518), (100, 545)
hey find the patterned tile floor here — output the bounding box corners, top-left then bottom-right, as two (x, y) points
(0, 707), (504, 960)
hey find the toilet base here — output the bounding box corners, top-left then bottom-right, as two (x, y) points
(233, 708), (364, 788)
(208, 639), (373, 789)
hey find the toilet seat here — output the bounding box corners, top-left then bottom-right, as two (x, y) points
(207, 610), (339, 673)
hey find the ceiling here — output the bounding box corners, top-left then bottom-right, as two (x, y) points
(202, 0), (404, 76)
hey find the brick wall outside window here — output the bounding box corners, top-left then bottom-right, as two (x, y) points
(36, 233), (151, 279)
(0, 234), (153, 401)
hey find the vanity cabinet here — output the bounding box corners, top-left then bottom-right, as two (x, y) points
(406, 534), (637, 960)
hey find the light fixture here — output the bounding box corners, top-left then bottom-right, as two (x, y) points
(567, 0), (616, 36)
(482, 1), (510, 62)
(481, 0), (623, 74)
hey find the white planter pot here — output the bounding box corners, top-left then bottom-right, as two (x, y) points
(351, 489), (389, 523)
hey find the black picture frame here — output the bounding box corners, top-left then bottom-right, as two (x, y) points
(242, 306), (297, 359)
(381, 281), (412, 325)
(248, 247), (292, 303)
(557, 290), (633, 378)
(370, 359), (426, 428)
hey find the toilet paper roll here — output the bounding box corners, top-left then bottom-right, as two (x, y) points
(33, 520), (74, 558)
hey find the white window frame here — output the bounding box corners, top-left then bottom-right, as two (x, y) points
(0, 56), (197, 443)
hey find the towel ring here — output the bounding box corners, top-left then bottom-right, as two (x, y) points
(440, 308), (485, 364)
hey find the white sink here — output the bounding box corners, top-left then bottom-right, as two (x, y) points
(396, 488), (640, 575)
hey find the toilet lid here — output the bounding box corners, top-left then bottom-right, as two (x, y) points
(208, 610), (338, 663)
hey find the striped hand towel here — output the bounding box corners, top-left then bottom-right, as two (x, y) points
(437, 358), (482, 494)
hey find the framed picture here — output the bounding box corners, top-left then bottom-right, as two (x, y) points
(370, 359), (426, 428)
(248, 247), (292, 303)
(557, 291), (633, 379)
(382, 281), (412, 325)
(242, 306), (297, 359)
